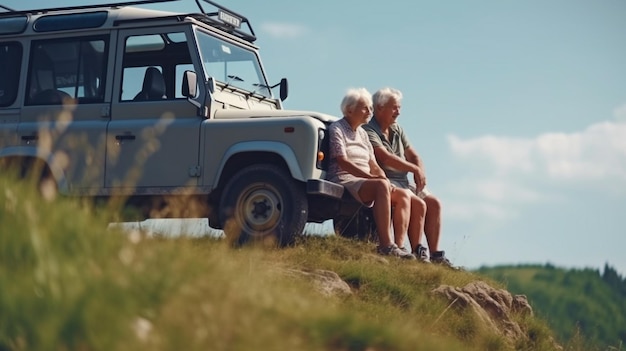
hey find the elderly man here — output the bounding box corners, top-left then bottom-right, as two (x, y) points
(362, 87), (453, 266)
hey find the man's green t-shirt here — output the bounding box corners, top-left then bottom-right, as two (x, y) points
(362, 117), (411, 188)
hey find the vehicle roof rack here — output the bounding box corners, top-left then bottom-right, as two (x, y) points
(0, 0), (256, 43)
(0, 0), (180, 17)
(191, 0), (256, 42)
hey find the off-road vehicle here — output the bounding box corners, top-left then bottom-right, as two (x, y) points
(0, 0), (373, 244)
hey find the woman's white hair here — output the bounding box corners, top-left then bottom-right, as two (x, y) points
(372, 87), (403, 108)
(340, 87), (372, 116)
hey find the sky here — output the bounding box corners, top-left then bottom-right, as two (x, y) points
(6, 0), (626, 275)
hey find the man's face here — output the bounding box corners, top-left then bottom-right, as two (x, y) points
(377, 97), (401, 125)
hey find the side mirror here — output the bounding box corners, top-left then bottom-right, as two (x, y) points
(207, 76), (216, 94)
(279, 78), (288, 101)
(182, 70), (197, 98)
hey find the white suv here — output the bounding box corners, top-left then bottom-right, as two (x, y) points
(0, 0), (371, 245)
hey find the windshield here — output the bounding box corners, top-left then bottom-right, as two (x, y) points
(195, 29), (271, 98)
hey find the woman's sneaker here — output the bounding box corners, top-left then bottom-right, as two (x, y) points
(413, 244), (431, 263)
(377, 244), (416, 260)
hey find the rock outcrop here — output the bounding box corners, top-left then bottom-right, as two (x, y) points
(431, 281), (534, 343)
(284, 268), (353, 297)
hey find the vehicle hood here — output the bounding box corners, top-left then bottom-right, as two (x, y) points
(213, 109), (340, 124)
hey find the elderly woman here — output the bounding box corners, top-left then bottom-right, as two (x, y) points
(327, 88), (415, 259)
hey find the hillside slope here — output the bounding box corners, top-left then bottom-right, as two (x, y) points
(1, 176), (566, 351)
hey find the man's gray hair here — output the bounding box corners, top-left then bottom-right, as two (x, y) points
(373, 87), (403, 108)
(340, 87), (372, 116)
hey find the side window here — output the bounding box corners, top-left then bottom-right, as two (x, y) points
(121, 65), (164, 101)
(121, 31), (191, 102)
(0, 42), (22, 107)
(26, 36), (108, 105)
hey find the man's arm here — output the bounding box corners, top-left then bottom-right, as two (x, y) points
(372, 145), (427, 191)
(404, 146), (425, 171)
(372, 146), (420, 174)
(404, 147), (427, 191)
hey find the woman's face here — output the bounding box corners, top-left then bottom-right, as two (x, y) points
(346, 98), (372, 125)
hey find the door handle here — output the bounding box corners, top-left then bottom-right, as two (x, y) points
(21, 134), (38, 144)
(115, 134), (136, 141)
(114, 134), (135, 145)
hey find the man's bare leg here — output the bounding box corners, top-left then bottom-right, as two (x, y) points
(390, 188), (411, 247)
(423, 194), (442, 251)
(407, 194), (426, 251)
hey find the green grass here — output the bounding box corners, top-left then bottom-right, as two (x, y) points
(0, 175), (566, 351)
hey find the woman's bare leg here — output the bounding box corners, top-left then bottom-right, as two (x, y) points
(358, 179), (392, 247)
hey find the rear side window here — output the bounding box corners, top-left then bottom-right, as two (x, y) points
(0, 42), (22, 107)
(26, 36), (108, 105)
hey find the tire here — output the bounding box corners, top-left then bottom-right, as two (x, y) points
(218, 164), (308, 246)
(333, 207), (377, 242)
(14, 159), (58, 201)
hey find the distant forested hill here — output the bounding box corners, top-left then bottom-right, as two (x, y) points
(477, 264), (626, 350)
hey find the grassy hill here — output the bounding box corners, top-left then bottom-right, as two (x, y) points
(0, 175), (587, 350)
(477, 264), (626, 350)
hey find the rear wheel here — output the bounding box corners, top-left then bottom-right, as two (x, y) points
(7, 158), (58, 201)
(218, 164), (308, 246)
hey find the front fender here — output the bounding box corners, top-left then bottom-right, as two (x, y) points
(212, 141), (304, 189)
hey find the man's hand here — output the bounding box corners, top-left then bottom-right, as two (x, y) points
(413, 167), (427, 191)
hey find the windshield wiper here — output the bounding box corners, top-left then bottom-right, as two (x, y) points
(246, 83), (271, 101)
(221, 75), (243, 91)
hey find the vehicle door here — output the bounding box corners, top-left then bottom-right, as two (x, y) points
(17, 34), (111, 193)
(0, 41), (22, 153)
(106, 27), (203, 192)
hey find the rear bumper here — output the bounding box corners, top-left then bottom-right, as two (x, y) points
(306, 179), (344, 199)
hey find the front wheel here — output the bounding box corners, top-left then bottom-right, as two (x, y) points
(218, 164), (308, 246)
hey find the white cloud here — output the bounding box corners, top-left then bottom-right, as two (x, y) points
(441, 178), (545, 223)
(442, 118), (626, 223)
(448, 135), (534, 174)
(447, 120), (626, 183)
(260, 22), (308, 39)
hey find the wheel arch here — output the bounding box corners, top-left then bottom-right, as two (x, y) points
(210, 149), (299, 202)
(212, 141), (305, 189)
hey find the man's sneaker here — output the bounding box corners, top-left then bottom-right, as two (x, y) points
(377, 244), (417, 260)
(430, 251), (457, 269)
(413, 244), (431, 263)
